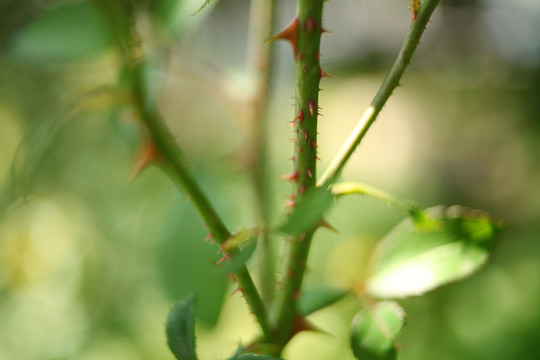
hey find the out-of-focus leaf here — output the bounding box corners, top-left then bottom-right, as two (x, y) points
(350, 301), (406, 360)
(8, 2), (113, 62)
(298, 285), (350, 315)
(366, 206), (502, 299)
(228, 354), (283, 360)
(166, 293), (199, 360)
(277, 187), (333, 235)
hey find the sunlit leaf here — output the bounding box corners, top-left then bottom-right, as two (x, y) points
(350, 301), (406, 360)
(366, 206), (502, 299)
(8, 2), (113, 62)
(299, 285), (350, 315)
(166, 293), (199, 360)
(277, 187), (333, 235)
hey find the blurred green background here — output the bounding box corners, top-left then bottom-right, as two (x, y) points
(1, 0), (539, 359)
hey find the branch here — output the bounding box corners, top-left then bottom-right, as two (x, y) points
(318, 0), (442, 187)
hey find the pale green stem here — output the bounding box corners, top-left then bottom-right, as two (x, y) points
(318, 0), (442, 187)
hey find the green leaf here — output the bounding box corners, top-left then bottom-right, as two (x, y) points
(8, 2), (113, 62)
(166, 293), (199, 360)
(350, 301), (406, 360)
(366, 206), (502, 299)
(228, 354), (283, 360)
(277, 187), (333, 235)
(298, 285), (350, 315)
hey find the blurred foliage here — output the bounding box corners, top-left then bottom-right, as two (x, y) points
(1, 0), (540, 359)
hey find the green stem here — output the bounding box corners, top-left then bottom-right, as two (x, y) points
(108, 4), (273, 340)
(318, 0), (441, 187)
(331, 182), (420, 217)
(275, 0), (325, 348)
(247, 0), (277, 305)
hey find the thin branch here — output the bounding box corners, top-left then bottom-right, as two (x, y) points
(318, 0), (442, 187)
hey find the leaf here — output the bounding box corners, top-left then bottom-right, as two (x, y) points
(277, 187), (333, 235)
(8, 2), (113, 63)
(298, 285), (350, 315)
(366, 205), (502, 299)
(350, 301), (406, 360)
(166, 293), (199, 360)
(228, 354), (283, 360)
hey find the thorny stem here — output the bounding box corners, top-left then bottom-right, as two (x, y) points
(247, 0), (277, 305)
(318, 0), (442, 187)
(275, 0), (325, 349)
(105, 2), (273, 340)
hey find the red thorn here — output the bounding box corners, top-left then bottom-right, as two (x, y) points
(321, 27), (330, 34)
(130, 141), (160, 181)
(307, 168), (313, 178)
(232, 286), (243, 295)
(304, 131), (308, 142)
(314, 52), (320, 60)
(308, 100), (315, 116)
(217, 255), (227, 264)
(298, 146), (303, 152)
(282, 171), (298, 182)
(311, 139), (318, 148)
(319, 67), (334, 80)
(319, 219), (339, 233)
(315, 154), (321, 161)
(299, 185), (306, 194)
(284, 200), (296, 208)
(268, 18), (299, 58)
(289, 155), (296, 161)
(204, 233), (214, 242)
(298, 53), (303, 60)
(305, 18), (316, 33)
(296, 110), (304, 124)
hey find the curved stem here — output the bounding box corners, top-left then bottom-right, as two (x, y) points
(318, 0), (441, 187)
(331, 182), (421, 217)
(104, 3), (273, 340)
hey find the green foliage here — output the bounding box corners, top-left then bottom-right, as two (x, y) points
(350, 301), (406, 360)
(7, 1), (113, 62)
(366, 206), (502, 299)
(166, 293), (199, 360)
(227, 354), (283, 360)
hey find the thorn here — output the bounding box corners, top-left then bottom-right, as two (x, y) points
(296, 110), (304, 124)
(130, 140), (160, 181)
(299, 185), (306, 194)
(307, 168), (313, 178)
(305, 18), (316, 33)
(321, 27), (330, 34)
(319, 218), (339, 233)
(217, 255), (228, 264)
(284, 199), (296, 208)
(308, 100), (315, 116)
(232, 286), (243, 295)
(315, 154), (321, 161)
(315, 52), (320, 60)
(268, 18), (299, 58)
(319, 67), (334, 80)
(204, 233), (214, 242)
(311, 139), (318, 148)
(282, 171), (299, 182)
(304, 131), (308, 142)
(298, 146), (303, 152)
